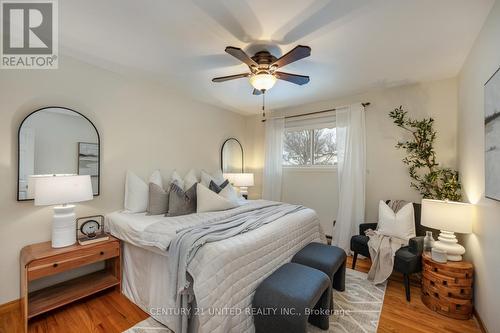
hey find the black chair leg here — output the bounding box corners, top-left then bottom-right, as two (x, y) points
(403, 273), (411, 302)
(351, 252), (358, 270)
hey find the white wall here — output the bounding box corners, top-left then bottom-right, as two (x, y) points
(0, 56), (246, 304)
(458, 1), (500, 331)
(246, 78), (458, 226)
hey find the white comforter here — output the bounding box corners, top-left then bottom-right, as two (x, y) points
(107, 200), (322, 333)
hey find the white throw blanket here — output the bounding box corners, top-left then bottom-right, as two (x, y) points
(366, 200), (410, 284)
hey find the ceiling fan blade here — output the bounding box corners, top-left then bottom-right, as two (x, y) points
(272, 45), (311, 68)
(225, 47), (258, 67)
(212, 73), (250, 82)
(252, 89), (262, 95)
(275, 72), (310, 85)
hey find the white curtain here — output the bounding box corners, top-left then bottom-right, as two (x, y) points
(262, 117), (285, 201)
(332, 104), (366, 253)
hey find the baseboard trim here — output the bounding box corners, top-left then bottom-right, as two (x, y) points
(0, 298), (20, 315)
(474, 308), (489, 333)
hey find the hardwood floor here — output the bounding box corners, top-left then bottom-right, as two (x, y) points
(0, 256), (483, 333)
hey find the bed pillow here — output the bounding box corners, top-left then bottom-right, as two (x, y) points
(201, 170), (225, 188)
(124, 170), (163, 213)
(167, 183), (197, 216)
(147, 183), (169, 215)
(218, 183), (240, 202)
(171, 169), (199, 190)
(197, 183), (239, 213)
(209, 179), (229, 194)
(377, 200), (416, 240)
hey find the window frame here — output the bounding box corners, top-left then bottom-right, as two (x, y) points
(282, 122), (338, 169)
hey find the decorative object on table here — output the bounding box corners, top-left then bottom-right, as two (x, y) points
(389, 106), (461, 201)
(421, 252), (473, 319)
(20, 236), (121, 332)
(421, 199), (473, 261)
(430, 247), (447, 263)
(18, 106), (100, 201)
(423, 230), (435, 252)
(78, 142), (99, 195)
(223, 173), (254, 199)
(34, 174), (93, 248)
(484, 66), (500, 201)
(77, 215), (109, 245)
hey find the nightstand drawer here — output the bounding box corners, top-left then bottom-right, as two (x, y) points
(27, 241), (119, 281)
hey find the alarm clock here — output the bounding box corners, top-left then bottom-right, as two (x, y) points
(76, 215), (108, 245)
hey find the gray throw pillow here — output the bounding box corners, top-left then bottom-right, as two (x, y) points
(209, 179), (229, 194)
(147, 183), (169, 215)
(167, 183), (197, 217)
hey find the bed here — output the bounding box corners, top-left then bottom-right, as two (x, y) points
(106, 200), (323, 333)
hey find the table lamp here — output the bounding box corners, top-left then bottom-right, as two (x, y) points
(223, 173), (254, 199)
(34, 174), (93, 248)
(421, 199), (474, 261)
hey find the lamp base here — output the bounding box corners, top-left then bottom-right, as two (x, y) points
(432, 230), (465, 261)
(239, 186), (248, 200)
(52, 205), (76, 248)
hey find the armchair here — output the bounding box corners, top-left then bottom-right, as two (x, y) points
(350, 201), (435, 301)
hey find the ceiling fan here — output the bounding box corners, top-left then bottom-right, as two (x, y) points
(212, 45), (311, 95)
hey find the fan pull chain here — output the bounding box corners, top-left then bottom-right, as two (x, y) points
(260, 91), (268, 122)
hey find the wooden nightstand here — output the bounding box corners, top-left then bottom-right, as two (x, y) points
(421, 252), (473, 320)
(20, 236), (121, 332)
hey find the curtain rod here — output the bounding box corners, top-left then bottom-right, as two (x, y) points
(283, 102), (371, 120)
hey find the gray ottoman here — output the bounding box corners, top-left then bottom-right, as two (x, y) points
(292, 242), (347, 292)
(253, 263), (331, 333)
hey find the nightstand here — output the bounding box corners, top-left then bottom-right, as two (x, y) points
(421, 252), (473, 319)
(20, 236), (121, 332)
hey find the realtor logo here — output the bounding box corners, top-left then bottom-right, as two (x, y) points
(1, 0), (58, 69)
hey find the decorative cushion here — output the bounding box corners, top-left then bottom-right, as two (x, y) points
(377, 200), (416, 240)
(209, 179), (229, 193)
(124, 170), (161, 213)
(147, 183), (169, 215)
(171, 169), (199, 190)
(197, 183), (239, 213)
(167, 183), (197, 216)
(201, 170), (225, 188)
(219, 183), (240, 202)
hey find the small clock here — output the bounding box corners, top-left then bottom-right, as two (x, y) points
(80, 219), (100, 238)
(76, 215), (108, 245)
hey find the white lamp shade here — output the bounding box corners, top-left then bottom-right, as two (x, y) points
(34, 175), (93, 206)
(421, 199), (473, 234)
(223, 173), (255, 187)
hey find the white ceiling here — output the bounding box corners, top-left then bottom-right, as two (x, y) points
(60, 0), (494, 114)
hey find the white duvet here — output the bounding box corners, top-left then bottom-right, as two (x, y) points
(106, 200), (323, 333)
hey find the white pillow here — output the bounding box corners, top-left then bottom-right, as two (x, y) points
(219, 184), (240, 202)
(124, 170), (163, 213)
(149, 169), (163, 188)
(377, 201), (416, 240)
(171, 169), (199, 190)
(197, 183), (239, 213)
(124, 171), (149, 213)
(200, 170), (225, 187)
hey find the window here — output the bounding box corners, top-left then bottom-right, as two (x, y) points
(282, 122), (337, 167)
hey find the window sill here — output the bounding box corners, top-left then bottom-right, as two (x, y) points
(282, 166), (337, 173)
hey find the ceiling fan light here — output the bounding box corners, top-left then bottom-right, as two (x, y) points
(249, 73), (277, 91)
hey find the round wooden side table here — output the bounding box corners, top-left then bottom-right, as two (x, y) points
(421, 252), (473, 320)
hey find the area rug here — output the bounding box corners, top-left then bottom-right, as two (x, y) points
(124, 268), (386, 333)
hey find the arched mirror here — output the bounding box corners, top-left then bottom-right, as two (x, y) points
(220, 138), (243, 173)
(18, 107), (100, 201)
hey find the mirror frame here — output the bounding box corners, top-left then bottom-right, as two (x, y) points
(220, 138), (244, 173)
(17, 106), (101, 201)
